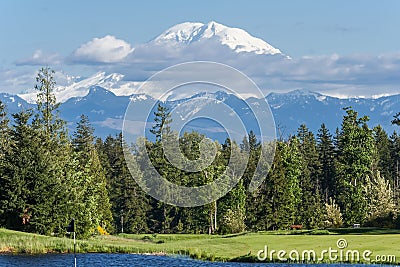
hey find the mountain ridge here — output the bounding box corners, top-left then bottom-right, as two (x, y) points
(4, 87), (400, 141)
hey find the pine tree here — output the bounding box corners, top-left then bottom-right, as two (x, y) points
(0, 110), (34, 230)
(245, 142), (275, 231)
(0, 100), (10, 225)
(296, 124), (323, 229)
(72, 115), (113, 233)
(389, 132), (400, 205)
(372, 126), (392, 183)
(392, 112), (400, 126)
(240, 131), (264, 230)
(73, 114), (95, 153)
(29, 67), (72, 235)
(34, 67), (60, 135)
(317, 123), (336, 200)
(100, 134), (150, 233)
(0, 68), (96, 236)
(150, 102), (172, 142)
(146, 103), (177, 232)
(242, 130), (261, 190)
(0, 100), (10, 159)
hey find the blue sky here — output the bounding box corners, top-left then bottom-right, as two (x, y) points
(1, 0), (400, 97)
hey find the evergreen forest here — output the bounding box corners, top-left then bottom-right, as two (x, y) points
(1, 67), (400, 237)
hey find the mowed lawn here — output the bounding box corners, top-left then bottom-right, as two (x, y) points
(1, 228), (399, 263)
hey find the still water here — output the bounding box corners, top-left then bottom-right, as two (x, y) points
(0, 254), (391, 267)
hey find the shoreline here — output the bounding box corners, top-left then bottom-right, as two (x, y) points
(1, 228), (399, 264)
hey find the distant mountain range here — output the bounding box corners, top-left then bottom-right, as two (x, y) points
(2, 87), (399, 142)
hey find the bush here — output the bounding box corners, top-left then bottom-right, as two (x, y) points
(324, 198), (343, 228)
(219, 209), (246, 235)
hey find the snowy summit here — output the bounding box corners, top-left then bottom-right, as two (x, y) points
(19, 21), (284, 103)
(153, 21), (282, 55)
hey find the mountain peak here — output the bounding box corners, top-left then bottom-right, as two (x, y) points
(202, 21), (227, 36)
(153, 21), (282, 55)
(88, 85), (110, 95)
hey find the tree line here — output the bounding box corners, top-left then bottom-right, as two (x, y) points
(0, 67), (400, 237)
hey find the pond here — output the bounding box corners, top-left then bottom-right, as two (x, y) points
(0, 254), (391, 267)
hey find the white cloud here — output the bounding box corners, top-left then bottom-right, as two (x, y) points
(16, 50), (61, 66)
(2, 36), (400, 99)
(70, 35), (134, 63)
(0, 69), (37, 94)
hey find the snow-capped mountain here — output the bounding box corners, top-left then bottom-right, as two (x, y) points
(19, 72), (143, 104)
(266, 89), (400, 137)
(18, 21), (287, 104)
(6, 88), (400, 141)
(152, 21), (282, 55)
(0, 93), (33, 114)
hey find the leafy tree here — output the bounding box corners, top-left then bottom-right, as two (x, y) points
(267, 139), (302, 230)
(219, 208), (246, 234)
(336, 107), (375, 226)
(218, 141), (247, 234)
(324, 198), (343, 228)
(363, 171), (396, 222)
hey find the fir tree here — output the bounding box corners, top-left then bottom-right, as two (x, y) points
(317, 123), (336, 200)
(372, 126), (392, 183)
(100, 134), (150, 233)
(0, 100), (10, 159)
(296, 124), (323, 229)
(72, 115), (114, 234)
(389, 132), (400, 204)
(391, 112), (400, 126)
(34, 67), (60, 135)
(150, 102), (172, 142)
(0, 101), (10, 225)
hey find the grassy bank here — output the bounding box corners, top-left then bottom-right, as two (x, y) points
(1, 228), (399, 264)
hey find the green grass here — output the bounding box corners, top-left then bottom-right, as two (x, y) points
(1, 228), (399, 264)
